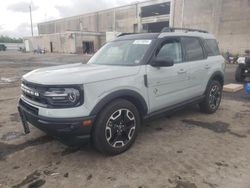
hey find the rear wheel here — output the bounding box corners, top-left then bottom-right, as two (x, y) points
(235, 65), (245, 82)
(199, 80), (222, 114)
(92, 99), (140, 155)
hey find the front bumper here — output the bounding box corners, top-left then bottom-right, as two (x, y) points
(18, 99), (95, 146)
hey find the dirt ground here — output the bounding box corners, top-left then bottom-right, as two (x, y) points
(0, 51), (250, 188)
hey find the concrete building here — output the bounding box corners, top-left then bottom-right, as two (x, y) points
(25, 0), (250, 54)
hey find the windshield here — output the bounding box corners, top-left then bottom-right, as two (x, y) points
(88, 39), (152, 65)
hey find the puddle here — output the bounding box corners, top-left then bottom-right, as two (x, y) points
(12, 170), (41, 188)
(175, 181), (197, 188)
(0, 77), (19, 84)
(182, 120), (230, 133)
(27, 179), (46, 188)
(182, 119), (247, 138)
(1, 132), (23, 141)
(0, 135), (53, 160)
(1, 77), (13, 83)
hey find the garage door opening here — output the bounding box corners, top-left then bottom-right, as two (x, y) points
(143, 21), (169, 33)
(82, 41), (94, 54)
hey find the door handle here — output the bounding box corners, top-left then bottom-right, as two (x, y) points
(205, 65), (211, 69)
(178, 69), (187, 74)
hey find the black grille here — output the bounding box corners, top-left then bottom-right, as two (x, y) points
(19, 99), (39, 115)
(21, 81), (47, 105)
(21, 80), (84, 108)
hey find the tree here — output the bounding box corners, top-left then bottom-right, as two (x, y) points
(0, 35), (23, 43)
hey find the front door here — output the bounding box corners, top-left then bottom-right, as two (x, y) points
(146, 37), (192, 113)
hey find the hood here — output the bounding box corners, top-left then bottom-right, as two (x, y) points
(23, 63), (141, 85)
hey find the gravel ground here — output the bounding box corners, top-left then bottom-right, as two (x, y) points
(0, 51), (249, 188)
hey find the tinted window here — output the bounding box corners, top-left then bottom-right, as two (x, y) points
(157, 40), (182, 64)
(182, 37), (204, 61)
(205, 39), (220, 56)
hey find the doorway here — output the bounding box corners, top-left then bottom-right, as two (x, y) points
(82, 41), (94, 54)
(50, 42), (53, 53)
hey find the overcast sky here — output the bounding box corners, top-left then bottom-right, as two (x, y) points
(0, 0), (144, 38)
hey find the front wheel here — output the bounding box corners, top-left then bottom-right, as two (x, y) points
(199, 80), (222, 114)
(92, 99), (140, 155)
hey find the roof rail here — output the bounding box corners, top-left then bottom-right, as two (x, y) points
(117, 33), (137, 37)
(161, 27), (209, 33)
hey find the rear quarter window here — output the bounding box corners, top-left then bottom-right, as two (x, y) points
(205, 39), (220, 56)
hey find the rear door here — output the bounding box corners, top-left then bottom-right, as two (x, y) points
(181, 37), (208, 96)
(203, 39), (223, 89)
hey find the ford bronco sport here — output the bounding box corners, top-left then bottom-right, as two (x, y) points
(18, 28), (225, 155)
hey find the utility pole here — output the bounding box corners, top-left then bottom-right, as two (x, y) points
(29, 5), (34, 36)
(181, 0), (185, 28)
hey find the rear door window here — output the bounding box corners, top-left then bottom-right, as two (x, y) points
(182, 37), (205, 61)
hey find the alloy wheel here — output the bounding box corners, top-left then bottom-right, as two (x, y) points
(105, 108), (136, 148)
(209, 85), (221, 110)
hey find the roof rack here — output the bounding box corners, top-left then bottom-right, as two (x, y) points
(117, 33), (137, 37)
(161, 27), (209, 33)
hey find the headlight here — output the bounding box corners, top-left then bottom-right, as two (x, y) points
(43, 87), (82, 107)
(237, 57), (245, 64)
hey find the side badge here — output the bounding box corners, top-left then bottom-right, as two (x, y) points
(153, 88), (158, 95)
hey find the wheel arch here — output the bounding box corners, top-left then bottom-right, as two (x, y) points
(204, 71), (224, 94)
(90, 89), (148, 117)
(209, 71), (224, 86)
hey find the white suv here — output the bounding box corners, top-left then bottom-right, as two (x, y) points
(18, 28), (225, 155)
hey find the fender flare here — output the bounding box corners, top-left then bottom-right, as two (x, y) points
(90, 89), (148, 116)
(204, 71), (224, 94)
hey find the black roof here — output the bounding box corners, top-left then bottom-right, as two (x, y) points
(114, 33), (160, 41)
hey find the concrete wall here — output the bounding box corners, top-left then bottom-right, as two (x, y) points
(37, 0), (170, 35)
(173, 0), (250, 54)
(38, 4), (138, 34)
(25, 33), (103, 53)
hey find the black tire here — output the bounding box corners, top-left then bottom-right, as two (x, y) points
(92, 99), (140, 155)
(235, 65), (245, 82)
(199, 80), (222, 114)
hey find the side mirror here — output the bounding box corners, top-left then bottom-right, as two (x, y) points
(152, 57), (174, 67)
